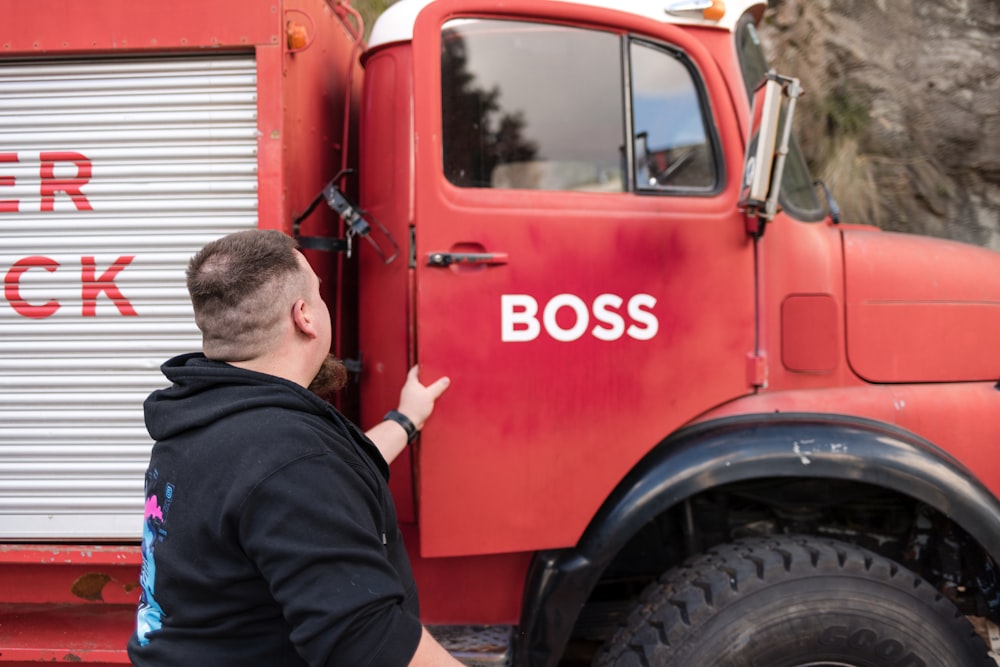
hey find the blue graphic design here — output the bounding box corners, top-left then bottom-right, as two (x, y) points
(135, 480), (171, 645)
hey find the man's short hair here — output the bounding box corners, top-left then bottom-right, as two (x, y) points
(187, 229), (305, 361)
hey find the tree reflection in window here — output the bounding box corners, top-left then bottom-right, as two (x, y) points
(441, 19), (624, 192)
(441, 25), (537, 188)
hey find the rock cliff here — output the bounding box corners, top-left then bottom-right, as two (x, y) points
(759, 0), (1000, 248)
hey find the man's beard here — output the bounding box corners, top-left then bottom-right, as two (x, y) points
(308, 354), (349, 399)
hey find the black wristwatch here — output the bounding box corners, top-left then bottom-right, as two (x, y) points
(383, 410), (419, 443)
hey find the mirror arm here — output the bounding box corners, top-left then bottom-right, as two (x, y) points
(763, 76), (802, 222)
(739, 72), (802, 239)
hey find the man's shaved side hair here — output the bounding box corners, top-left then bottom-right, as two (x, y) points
(187, 229), (306, 361)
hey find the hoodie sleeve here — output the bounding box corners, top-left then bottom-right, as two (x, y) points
(237, 449), (423, 667)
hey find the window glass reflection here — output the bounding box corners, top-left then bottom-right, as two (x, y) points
(631, 41), (716, 190)
(441, 19), (624, 192)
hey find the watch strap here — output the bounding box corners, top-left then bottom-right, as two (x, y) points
(383, 410), (418, 443)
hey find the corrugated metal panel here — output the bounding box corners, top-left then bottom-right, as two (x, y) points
(0, 55), (259, 539)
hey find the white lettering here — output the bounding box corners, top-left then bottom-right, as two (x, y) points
(542, 293), (589, 342)
(501, 293), (659, 342)
(626, 294), (658, 340)
(501, 294), (540, 342)
(591, 293), (625, 341)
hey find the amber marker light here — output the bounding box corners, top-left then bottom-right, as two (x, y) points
(665, 0), (727, 23)
(287, 21), (309, 50)
(703, 0), (726, 21)
(285, 8), (315, 52)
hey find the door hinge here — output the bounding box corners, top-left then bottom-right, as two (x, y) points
(343, 353), (363, 382)
(297, 235), (349, 253)
(747, 351), (767, 389)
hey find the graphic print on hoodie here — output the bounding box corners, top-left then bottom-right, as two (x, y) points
(136, 468), (172, 645)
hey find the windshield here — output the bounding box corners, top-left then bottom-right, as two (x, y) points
(735, 17), (825, 221)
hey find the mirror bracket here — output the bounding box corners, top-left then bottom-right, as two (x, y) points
(738, 70), (803, 238)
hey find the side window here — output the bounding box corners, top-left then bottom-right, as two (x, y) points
(441, 19), (624, 192)
(630, 41), (717, 191)
(439, 20), (720, 195)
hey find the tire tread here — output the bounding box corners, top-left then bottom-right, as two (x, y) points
(592, 535), (994, 667)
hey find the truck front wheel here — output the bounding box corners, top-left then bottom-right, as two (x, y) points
(593, 535), (993, 667)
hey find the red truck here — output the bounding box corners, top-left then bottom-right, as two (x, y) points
(3, 0), (1000, 665)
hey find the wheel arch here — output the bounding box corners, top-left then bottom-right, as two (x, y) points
(515, 412), (1000, 667)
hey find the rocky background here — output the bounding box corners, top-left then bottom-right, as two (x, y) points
(353, 0), (1000, 248)
(759, 0), (1000, 249)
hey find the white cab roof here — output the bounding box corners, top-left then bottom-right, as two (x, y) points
(368, 0), (766, 48)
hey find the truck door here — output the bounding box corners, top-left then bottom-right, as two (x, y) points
(410, 5), (755, 557)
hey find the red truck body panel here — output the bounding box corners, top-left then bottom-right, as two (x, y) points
(843, 229), (1000, 383)
(700, 381), (1000, 499)
(0, 546), (138, 664)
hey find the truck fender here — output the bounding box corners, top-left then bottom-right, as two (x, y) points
(515, 412), (1000, 667)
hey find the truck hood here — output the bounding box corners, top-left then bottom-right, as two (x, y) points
(843, 229), (1000, 383)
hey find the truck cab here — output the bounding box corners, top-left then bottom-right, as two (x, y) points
(357, 0), (1000, 663)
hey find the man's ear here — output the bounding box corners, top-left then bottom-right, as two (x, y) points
(291, 298), (319, 339)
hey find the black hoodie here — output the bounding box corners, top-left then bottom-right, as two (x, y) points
(127, 353), (422, 667)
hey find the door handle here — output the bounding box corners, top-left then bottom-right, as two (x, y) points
(426, 252), (509, 267)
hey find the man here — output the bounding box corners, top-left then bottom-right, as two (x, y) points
(128, 229), (463, 666)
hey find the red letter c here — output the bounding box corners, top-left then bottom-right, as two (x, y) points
(5, 256), (61, 318)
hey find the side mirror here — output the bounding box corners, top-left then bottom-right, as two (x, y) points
(739, 70), (803, 237)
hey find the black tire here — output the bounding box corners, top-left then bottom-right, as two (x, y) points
(593, 535), (993, 667)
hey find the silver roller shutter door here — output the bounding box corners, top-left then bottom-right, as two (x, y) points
(0, 54), (259, 539)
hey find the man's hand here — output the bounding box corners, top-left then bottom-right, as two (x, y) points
(396, 365), (450, 430)
(365, 366), (450, 464)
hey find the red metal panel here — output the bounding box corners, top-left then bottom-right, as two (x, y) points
(277, 0), (365, 399)
(256, 43), (287, 235)
(754, 214), (859, 393)
(401, 526), (530, 624)
(2, 0), (280, 55)
(0, 546), (140, 605)
(700, 381), (1000, 500)
(781, 293), (839, 372)
(0, 546), (139, 665)
(357, 44), (419, 520)
(0, 604), (134, 664)
(843, 229), (1000, 383)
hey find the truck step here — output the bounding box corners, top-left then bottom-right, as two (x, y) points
(0, 603), (134, 664)
(428, 625), (513, 666)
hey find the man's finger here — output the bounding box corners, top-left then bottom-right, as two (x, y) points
(407, 365), (420, 383)
(425, 376), (451, 399)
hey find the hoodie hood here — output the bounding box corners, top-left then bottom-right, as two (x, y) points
(144, 353), (342, 443)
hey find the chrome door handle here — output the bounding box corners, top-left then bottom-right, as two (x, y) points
(426, 252), (509, 267)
